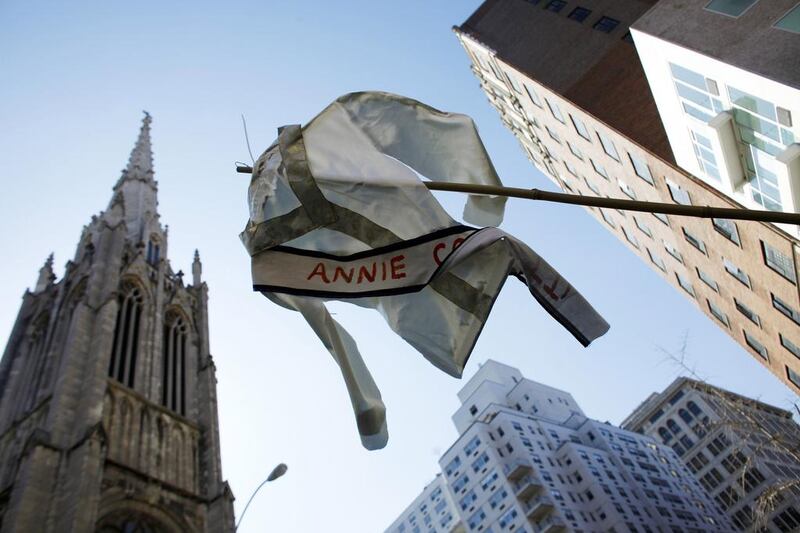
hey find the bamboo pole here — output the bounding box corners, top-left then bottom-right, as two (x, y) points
(234, 164), (800, 225)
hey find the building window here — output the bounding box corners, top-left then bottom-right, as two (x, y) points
(600, 208), (616, 228)
(723, 258), (751, 288)
(524, 84), (543, 107)
(707, 300), (730, 327)
(546, 125), (561, 144)
(162, 310), (188, 415)
(564, 160), (579, 177)
(773, 294), (800, 325)
(676, 272), (695, 297)
(780, 334), (800, 360)
(584, 177), (600, 195)
(690, 130), (721, 182)
(146, 238), (161, 266)
(445, 456), (462, 476)
(648, 248), (667, 272)
(653, 212), (670, 226)
(618, 179), (636, 199)
(570, 114), (591, 141)
(108, 280), (143, 389)
(663, 241), (683, 263)
(705, 0), (758, 18)
(634, 217), (652, 238)
(744, 331), (768, 360)
(545, 0), (567, 12)
(545, 98), (565, 123)
(544, 144), (559, 162)
(464, 436), (481, 456)
(590, 158), (609, 179)
(629, 153), (654, 185)
(503, 69), (523, 93)
(787, 366), (800, 389)
(568, 6), (592, 22)
(467, 508), (486, 530)
(712, 218), (740, 245)
(593, 16), (620, 33)
(697, 268), (719, 292)
(682, 228), (707, 254)
(762, 241), (797, 283)
(567, 141), (584, 160)
(670, 63), (723, 124)
(667, 181), (691, 205)
(734, 299), (760, 326)
(775, 4), (800, 33)
(597, 131), (620, 161)
(622, 226), (640, 248)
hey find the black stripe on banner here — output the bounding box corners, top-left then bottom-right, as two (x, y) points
(253, 283), (430, 299)
(268, 225), (475, 261)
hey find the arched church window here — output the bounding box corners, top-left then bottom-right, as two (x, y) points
(146, 238), (160, 266)
(108, 280), (143, 388)
(162, 310), (187, 416)
(15, 313), (50, 418)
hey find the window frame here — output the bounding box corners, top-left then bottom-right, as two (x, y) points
(629, 152), (655, 185)
(761, 240), (797, 284)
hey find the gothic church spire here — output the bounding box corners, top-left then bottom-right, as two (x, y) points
(120, 111), (154, 185)
(110, 112), (161, 241)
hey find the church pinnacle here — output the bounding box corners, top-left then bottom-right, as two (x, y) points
(34, 253), (55, 292)
(120, 111), (154, 184)
(110, 112), (162, 241)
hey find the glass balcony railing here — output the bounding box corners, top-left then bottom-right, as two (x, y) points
(523, 495), (554, 521)
(535, 515), (566, 533)
(512, 473), (542, 500)
(504, 459), (533, 481)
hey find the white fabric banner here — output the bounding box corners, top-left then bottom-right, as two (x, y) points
(252, 227), (475, 297)
(242, 92), (609, 450)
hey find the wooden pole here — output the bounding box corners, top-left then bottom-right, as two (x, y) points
(234, 164), (800, 225)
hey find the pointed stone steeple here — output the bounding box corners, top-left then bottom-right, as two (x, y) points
(192, 249), (203, 286)
(35, 253), (55, 292)
(110, 112), (162, 242)
(120, 111), (154, 185)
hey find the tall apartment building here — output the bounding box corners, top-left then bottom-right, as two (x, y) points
(386, 360), (731, 533)
(453, 1), (800, 394)
(0, 114), (235, 531)
(623, 377), (800, 531)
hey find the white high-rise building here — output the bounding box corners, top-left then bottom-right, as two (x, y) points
(386, 361), (731, 533)
(631, 0), (800, 228)
(622, 377), (800, 531)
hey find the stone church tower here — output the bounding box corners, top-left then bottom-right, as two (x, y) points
(0, 114), (235, 532)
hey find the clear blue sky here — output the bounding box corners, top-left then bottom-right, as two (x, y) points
(0, 1), (795, 532)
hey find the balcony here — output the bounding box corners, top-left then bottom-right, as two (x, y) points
(505, 459), (533, 481)
(534, 515), (566, 533)
(524, 495), (554, 521)
(513, 474), (543, 500)
(448, 521), (466, 533)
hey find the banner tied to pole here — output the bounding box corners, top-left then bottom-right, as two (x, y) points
(241, 92), (610, 450)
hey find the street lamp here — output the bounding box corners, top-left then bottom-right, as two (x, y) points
(235, 463), (288, 531)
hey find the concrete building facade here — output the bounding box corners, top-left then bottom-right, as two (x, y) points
(386, 361), (731, 533)
(453, 0), (800, 394)
(623, 377), (800, 532)
(0, 114), (235, 532)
